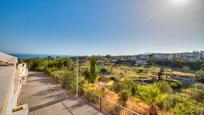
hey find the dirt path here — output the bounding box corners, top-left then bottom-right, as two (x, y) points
(18, 71), (104, 115)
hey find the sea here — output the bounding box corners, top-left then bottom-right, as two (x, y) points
(10, 53), (70, 59)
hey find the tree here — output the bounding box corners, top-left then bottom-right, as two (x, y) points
(31, 60), (40, 70)
(112, 81), (124, 93)
(131, 86), (136, 96)
(118, 90), (129, 107)
(137, 85), (167, 115)
(90, 57), (98, 83)
(158, 68), (164, 81)
(83, 57), (98, 83)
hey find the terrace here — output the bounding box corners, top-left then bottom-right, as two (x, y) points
(0, 52), (28, 115)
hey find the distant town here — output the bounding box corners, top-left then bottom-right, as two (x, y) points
(113, 51), (204, 66)
(72, 51), (204, 71)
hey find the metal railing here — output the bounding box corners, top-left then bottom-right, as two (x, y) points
(77, 86), (140, 115)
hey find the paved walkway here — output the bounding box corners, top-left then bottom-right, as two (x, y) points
(18, 71), (104, 115)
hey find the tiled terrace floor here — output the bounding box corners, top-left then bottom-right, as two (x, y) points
(19, 71), (104, 115)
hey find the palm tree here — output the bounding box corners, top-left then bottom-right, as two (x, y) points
(137, 85), (167, 115)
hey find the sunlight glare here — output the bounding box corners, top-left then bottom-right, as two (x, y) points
(169, 0), (191, 6)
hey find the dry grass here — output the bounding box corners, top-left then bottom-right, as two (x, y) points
(172, 71), (195, 77)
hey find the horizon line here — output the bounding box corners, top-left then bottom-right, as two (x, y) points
(6, 50), (204, 57)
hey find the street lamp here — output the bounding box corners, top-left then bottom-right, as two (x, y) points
(76, 55), (79, 96)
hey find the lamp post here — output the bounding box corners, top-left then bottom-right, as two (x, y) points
(76, 55), (79, 96)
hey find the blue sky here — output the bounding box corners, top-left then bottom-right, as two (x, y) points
(0, 0), (204, 55)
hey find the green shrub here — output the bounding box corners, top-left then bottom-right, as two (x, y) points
(168, 98), (203, 115)
(137, 84), (168, 114)
(168, 81), (182, 88)
(163, 94), (182, 111)
(111, 80), (135, 94)
(182, 84), (204, 103)
(154, 81), (173, 94)
(195, 69), (204, 83)
(131, 86), (136, 96)
(118, 90), (129, 107)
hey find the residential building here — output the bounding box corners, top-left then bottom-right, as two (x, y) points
(134, 60), (147, 66)
(138, 54), (149, 60)
(153, 53), (174, 59)
(200, 51), (204, 59)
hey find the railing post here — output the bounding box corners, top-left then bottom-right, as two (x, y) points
(117, 106), (120, 115)
(99, 96), (102, 111)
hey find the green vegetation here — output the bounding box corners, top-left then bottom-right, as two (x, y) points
(111, 80), (136, 94)
(196, 69), (204, 83)
(148, 58), (204, 71)
(83, 57), (98, 83)
(118, 90), (129, 107)
(163, 94), (203, 115)
(158, 67), (164, 81)
(22, 57), (204, 115)
(137, 84), (168, 115)
(22, 57), (77, 92)
(168, 96), (203, 115)
(89, 57), (98, 83)
(131, 86), (136, 96)
(154, 81), (172, 94)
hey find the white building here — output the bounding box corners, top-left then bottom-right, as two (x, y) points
(134, 60), (147, 66)
(138, 55), (149, 60)
(153, 53), (174, 59)
(0, 52), (28, 115)
(181, 52), (200, 62)
(200, 51), (204, 59)
(127, 55), (137, 61)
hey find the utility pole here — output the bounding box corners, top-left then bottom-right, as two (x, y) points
(76, 55), (79, 96)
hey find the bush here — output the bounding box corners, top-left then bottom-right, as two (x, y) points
(53, 70), (75, 89)
(111, 81), (124, 93)
(110, 76), (117, 81)
(111, 80), (135, 94)
(131, 86), (136, 96)
(154, 81), (173, 94)
(98, 76), (110, 83)
(168, 98), (203, 115)
(163, 93), (204, 114)
(196, 69), (204, 83)
(100, 68), (108, 74)
(163, 94), (182, 111)
(118, 90), (129, 107)
(137, 84), (168, 114)
(168, 81), (182, 89)
(182, 84), (204, 103)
